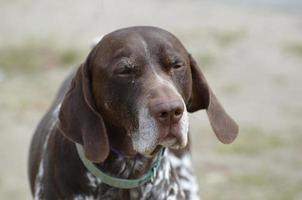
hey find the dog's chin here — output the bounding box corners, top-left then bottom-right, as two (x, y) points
(140, 136), (188, 158)
(159, 129), (189, 149)
(149, 145), (163, 157)
(137, 145), (161, 158)
(162, 137), (188, 150)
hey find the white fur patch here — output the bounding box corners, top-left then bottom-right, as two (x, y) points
(132, 107), (159, 155)
(169, 153), (200, 200)
(86, 172), (101, 189)
(53, 103), (61, 115)
(73, 195), (94, 200)
(34, 104), (61, 199)
(175, 105), (189, 149)
(34, 156), (45, 200)
(34, 123), (57, 199)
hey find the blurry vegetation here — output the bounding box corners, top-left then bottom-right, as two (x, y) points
(221, 83), (242, 95)
(179, 28), (247, 48)
(284, 41), (302, 59)
(179, 28), (247, 70)
(0, 41), (85, 75)
(60, 47), (83, 65)
(229, 170), (276, 186)
(195, 52), (218, 69)
(228, 172), (302, 200)
(211, 29), (247, 48)
(218, 126), (286, 154)
(275, 182), (302, 200)
(271, 74), (288, 86)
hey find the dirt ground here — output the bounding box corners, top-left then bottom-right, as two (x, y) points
(1, 0), (302, 199)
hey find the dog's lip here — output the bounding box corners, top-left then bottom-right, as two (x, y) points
(140, 137), (180, 158)
(148, 137), (178, 156)
(149, 145), (163, 157)
(148, 138), (178, 156)
(159, 136), (177, 147)
(138, 127), (184, 157)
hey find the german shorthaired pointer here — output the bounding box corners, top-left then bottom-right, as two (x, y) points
(28, 26), (238, 200)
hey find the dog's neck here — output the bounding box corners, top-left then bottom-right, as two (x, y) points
(92, 122), (158, 180)
(95, 147), (156, 179)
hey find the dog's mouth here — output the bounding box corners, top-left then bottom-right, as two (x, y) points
(146, 129), (187, 157)
(149, 145), (163, 157)
(131, 105), (189, 157)
(158, 123), (188, 146)
(141, 137), (178, 157)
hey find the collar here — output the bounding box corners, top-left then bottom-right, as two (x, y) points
(75, 143), (165, 189)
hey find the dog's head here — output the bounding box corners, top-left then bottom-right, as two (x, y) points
(58, 26), (238, 162)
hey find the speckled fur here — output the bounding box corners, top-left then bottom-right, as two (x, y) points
(31, 28), (208, 200)
(73, 149), (200, 200)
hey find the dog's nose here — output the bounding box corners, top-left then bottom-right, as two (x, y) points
(150, 100), (184, 125)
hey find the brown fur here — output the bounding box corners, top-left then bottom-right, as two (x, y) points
(28, 26), (238, 199)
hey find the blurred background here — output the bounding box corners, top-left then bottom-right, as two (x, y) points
(1, 0), (302, 199)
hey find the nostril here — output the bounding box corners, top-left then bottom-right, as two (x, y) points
(174, 108), (183, 117)
(149, 100), (184, 124)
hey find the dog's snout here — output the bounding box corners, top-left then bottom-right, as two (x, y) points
(150, 100), (184, 125)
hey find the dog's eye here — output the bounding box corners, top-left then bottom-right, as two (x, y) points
(172, 63), (183, 69)
(114, 58), (138, 77)
(114, 64), (138, 77)
(171, 62), (184, 70)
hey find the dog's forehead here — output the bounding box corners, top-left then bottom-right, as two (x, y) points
(101, 27), (186, 56)
(89, 27), (189, 72)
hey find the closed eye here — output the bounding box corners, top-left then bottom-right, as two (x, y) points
(115, 65), (136, 77)
(164, 56), (185, 71)
(172, 62), (184, 70)
(114, 58), (138, 77)
(167, 59), (185, 71)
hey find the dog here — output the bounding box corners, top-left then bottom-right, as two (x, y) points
(28, 26), (238, 200)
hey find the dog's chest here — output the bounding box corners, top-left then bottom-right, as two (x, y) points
(78, 153), (199, 200)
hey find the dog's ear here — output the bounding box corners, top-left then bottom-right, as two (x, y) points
(187, 55), (239, 144)
(58, 64), (109, 163)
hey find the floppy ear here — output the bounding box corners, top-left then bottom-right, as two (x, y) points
(187, 55), (239, 144)
(58, 64), (109, 163)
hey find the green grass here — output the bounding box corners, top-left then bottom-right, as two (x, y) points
(228, 172), (302, 200)
(195, 52), (218, 69)
(177, 28), (247, 71)
(221, 83), (241, 95)
(274, 181), (302, 200)
(218, 126), (286, 154)
(272, 74), (288, 86)
(229, 171), (275, 186)
(0, 41), (85, 75)
(60, 48), (83, 65)
(284, 41), (302, 59)
(211, 29), (246, 48)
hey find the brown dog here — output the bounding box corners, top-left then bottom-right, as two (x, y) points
(28, 26), (238, 200)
